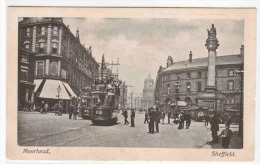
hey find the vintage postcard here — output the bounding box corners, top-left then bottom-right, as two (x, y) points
(7, 7), (256, 161)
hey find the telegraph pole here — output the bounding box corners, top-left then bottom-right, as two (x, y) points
(99, 54), (120, 79)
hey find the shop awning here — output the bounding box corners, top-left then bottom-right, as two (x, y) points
(63, 82), (77, 98)
(39, 79), (71, 100)
(34, 79), (43, 92)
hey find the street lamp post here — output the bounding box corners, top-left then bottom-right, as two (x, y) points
(174, 82), (181, 113)
(235, 69), (244, 147)
(57, 84), (61, 106)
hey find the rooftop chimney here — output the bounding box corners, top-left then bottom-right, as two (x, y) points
(240, 45), (244, 57)
(89, 45), (92, 55)
(189, 51), (192, 63)
(76, 28), (80, 41)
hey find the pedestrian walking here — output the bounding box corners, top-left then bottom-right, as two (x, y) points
(40, 101), (45, 113)
(44, 102), (49, 114)
(219, 123), (233, 148)
(178, 112), (184, 130)
(131, 109), (135, 127)
(144, 110), (149, 124)
(210, 112), (221, 143)
(73, 103), (78, 120)
(161, 111), (165, 125)
(168, 111), (171, 124)
(149, 108), (156, 134)
(205, 115), (209, 127)
(69, 102), (73, 119)
(155, 108), (160, 133)
(122, 109), (129, 125)
(54, 103), (59, 115)
(186, 112), (191, 129)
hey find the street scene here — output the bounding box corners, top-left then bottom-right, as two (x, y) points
(18, 17), (244, 149)
(18, 111), (241, 148)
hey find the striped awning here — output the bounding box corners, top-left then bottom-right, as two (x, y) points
(39, 79), (71, 100)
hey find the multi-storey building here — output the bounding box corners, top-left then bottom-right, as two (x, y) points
(141, 74), (154, 110)
(18, 47), (35, 110)
(154, 24), (243, 121)
(19, 18), (99, 107)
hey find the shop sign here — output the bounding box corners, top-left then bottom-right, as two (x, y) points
(219, 90), (241, 94)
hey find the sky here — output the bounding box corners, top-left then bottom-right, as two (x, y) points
(63, 18), (244, 95)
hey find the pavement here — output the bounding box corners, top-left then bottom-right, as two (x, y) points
(18, 111), (242, 148)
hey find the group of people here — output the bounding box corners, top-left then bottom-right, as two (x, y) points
(146, 108), (162, 134)
(32, 98), (83, 121)
(122, 109), (135, 127)
(176, 111), (192, 130)
(207, 112), (233, 149)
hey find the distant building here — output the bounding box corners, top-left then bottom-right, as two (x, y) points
(141, 74), (154, 110)
(154, 24), (243, 121)
(19, 18), (99, 108)
(18, 47), (35, 110)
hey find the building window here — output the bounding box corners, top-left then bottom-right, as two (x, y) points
(25, 44), (30, 49)
(227, 99), (235, 104)
(36, 61), (44, 76)
(21, 55), (28, 62)
(26, 28), (30, 37)
(41, 26), (46, 35)
(197, 81), (202, 92)
(39, 42), (44, 53)
(187, 82), (191, 93)
(198, 71), (202, 78)
(20, 69), (28, 81)
(53, 26), (58, 35)
(52, 42), (58, 54)
(187, 72), (191, 79)
(228, 80), (234, 90)
(177, 74), (180, 80)
(228, 70), (234, 76)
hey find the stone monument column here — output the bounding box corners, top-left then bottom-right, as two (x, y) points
(205, 24), (219, 91)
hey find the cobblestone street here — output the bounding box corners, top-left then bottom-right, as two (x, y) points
(18, 111), (242, 148)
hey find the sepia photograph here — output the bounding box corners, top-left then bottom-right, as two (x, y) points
(7, 7), (256, 161)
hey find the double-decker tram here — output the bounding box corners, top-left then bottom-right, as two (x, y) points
(90, 78), (120, 125)
(79, 87), (92, 119)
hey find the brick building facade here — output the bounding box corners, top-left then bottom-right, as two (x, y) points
(154, 25), (243, 121)
(18, 18), (99, 107)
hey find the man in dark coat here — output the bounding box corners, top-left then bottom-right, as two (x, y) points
(131, 109), (135, 127)
(68, 102), (73, 119)
(161, 111), (165, 125)
(144, 110), (149, 124)
(149, 108), (156, 134)
(210, 113), (221, 143)
(123, 109), (129, 125)
(186, 112), (191, 129)
(155, 108), (160, 133)
(205, 115), (209, 127)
